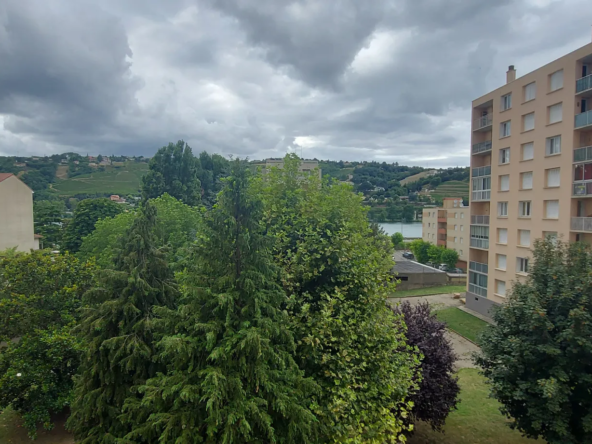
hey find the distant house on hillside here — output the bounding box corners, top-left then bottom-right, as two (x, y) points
(0, 173), (40, 252)
(13, 162), (26, 167)
(88, 156), (97, 162)
(110, 195), (126, 203)
(100, 159), (111, 166)
(254, 158), (322, 179)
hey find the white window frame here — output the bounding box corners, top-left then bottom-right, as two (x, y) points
(501, 93), (512, 111)
(519, 201), (532, 218)
(500, 120), (511, 138)
(517, 257), (529, 274)
(500, 148), (510, 165)
(522, 142), (534, 161)
(546, 135), (561, 156)
(523, 113), (535, 131)
(521, 172), (533, 190)
(498, 201), (508, 217)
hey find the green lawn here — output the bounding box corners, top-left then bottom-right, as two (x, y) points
(436, 307), (489, 343)
(390, 285), (466, 298)
(409, 369), (541, 444)
(0, 408), (73, 444)
(52, 162), (148, 196)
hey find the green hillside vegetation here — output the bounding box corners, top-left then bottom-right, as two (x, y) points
(400, 170), (437, 186)
(52, 162), (149, 196)
(430, 180), (469, 202)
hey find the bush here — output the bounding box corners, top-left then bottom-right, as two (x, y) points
(392, 301), (460, 431)
(475, 239), (592, 444)
(441, 249), (459, 269)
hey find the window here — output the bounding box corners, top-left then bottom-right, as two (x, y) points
(523, 113), (535, 131)
(498, 228), (508, 244)
(519, 201), (531, 217)
(549, 103), (563, 124)
(550, 69), (564, 91)
(522, 142), (534, 161)
(496, 280), (506, 297)
(454, 224), (458, 230)
(459, 250), (463, 256)
(460, 237), (463, 244)
(517, 257), (529, 274)
(500, 174), (510, 191)
(546, 135), (561, 155)
(427, 223), (430, 228)
(461, 213), (464, 219)
(519, 229), (531, 247)
(545, 200), (559, 219)
(461, 225), (464, 232)
(455, 212), (458, 219)
(497, 254), (507, 270)
(501, 93), (512, 111)
(524, 82), (536, 101)
(521, 172), (533, 190)
(544, 231), (558, 244)
(454, 237), (458, 242)
(546, 168), (560, 187)
(498, 201), (508, 217)
(500, 148), (510, 164)
(500, 120), (511, 138)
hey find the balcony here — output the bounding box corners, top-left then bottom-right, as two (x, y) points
(472, 165), (491, 177)
(573, 181), (592, 197)
(571, 217), (592, 232)
(468, 283), (488, 297)
(468, 261), (488, 297)
(575, 110), (592, 129)
(438, 217), (447, 223)
(472, 140), (492, 155)
(470, 237), (489, 249)
(438, 228), (447, 234)
(471, 215), (490, 225)
(469, 261), (488, 274)
(574, 146), (592, 163)
(576, 74), (592, 96)
(473, 114), (493, 132)
(471, 190), (491, 201)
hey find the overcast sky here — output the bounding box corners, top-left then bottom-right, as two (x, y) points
(1, 0), (591, 167)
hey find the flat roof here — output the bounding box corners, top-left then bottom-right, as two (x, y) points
(393, 260), (445, 274)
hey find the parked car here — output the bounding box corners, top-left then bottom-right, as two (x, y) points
(438, 264), (452, 272)
(451, 267), (465, 274)
(402, 251), (414, 260)
(425, 261), (436, 268)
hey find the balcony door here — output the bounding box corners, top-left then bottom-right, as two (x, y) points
(582, 99), (588, 114)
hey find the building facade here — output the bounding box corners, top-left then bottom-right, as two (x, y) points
(467, 42), (592, 316)
(0, 173), (38, 252)
(422, 198), (469, 268)
(257, 158), (322, 179)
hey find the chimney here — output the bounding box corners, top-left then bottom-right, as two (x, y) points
(506, 65), (516, 84)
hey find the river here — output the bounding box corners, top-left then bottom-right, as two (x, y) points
(378, 222), (423, 238)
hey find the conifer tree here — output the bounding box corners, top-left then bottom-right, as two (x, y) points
(125, 160), (317, 444)
(67, 201), (178, 444)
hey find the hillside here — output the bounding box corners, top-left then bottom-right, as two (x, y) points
(430, 180), (470, 202)
(400, 170), (437, 186)
(52, 162), (149, 196)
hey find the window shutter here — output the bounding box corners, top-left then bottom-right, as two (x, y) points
(522, 172), (533, 189)
(522, 143), (534, 160)
(499, 228), (508, 244)
(546, 200), (559, 219)
(547, 168), (560, 187)
(519, 230), (531, 246)
(497, 254), (507, 270)
(500, 175), (510, 191)
(549, 103), (563, 124)
(550, 70), (564, 91)
(497, 280), (506, 296)
(525, 82), (536, 101)
(524, 113), (535, 131)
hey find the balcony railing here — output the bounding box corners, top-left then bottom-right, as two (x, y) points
(471, 215), (490, 225)
(571, 217), (592, 232)
(472, 165), (491, 177)
(469, 261), (488, 274)
(469, 283), (488, 297)
(573, 181), (592, 196)
(470, 237), (489, 249)
(574, 146), (592, 163)
(473, 115), (493, 131)
(576, 74), (592, 95)
(575, 110), (592, 129)
(472, 140), (492, 155)
(471, 190), (491, 201)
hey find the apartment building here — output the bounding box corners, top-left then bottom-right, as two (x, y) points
(467, 41), (592, 316)
(422, 198), (469, 268)
(0, 173), (40, 252)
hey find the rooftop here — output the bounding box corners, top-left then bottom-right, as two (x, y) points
(0, 173), (14, 183)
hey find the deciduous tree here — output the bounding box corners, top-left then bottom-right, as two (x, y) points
(475, 239), (592, 444)
(441, 249), (459, 269)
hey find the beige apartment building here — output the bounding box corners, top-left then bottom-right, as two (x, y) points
(467, 41), (592, 316)
(422, 198), (469, 268)
(0, 173), (40, 252)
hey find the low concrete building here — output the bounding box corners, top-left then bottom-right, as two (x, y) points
(0, 173), (39, 252)
(392, 259), (447, 290)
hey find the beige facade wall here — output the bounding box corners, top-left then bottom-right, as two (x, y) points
(468, 42), (592, 309)
(0, 175), (37, 252)
(422, 198), (469, 265)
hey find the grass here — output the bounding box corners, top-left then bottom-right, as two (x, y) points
(0, 408), (73, 444)
(408, 369), (541, 444)
(390, 285), (466, 298)
(436, 307), (489, 343)
(52, 162), (149, 196)
(431, 180), (469, 202)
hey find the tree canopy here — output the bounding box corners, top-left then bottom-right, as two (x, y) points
(61, 198), (123, 253)
(476, 239), (592, 444)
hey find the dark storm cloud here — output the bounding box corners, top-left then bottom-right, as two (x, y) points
(0, 0), (591, 164)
